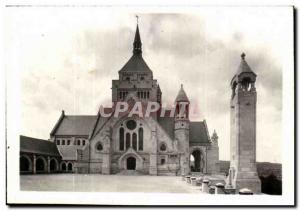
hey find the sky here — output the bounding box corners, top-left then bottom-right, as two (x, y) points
(5, 6), (293, 163)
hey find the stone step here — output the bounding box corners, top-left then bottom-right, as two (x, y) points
(117, 170), (144, 175)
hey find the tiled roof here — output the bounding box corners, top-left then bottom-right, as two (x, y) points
(175, 85), (189, 102)
(119, 54), (152, 73)
(54, 115), (97, 136)
(57, 146), (78, 160)
(20, 135), (61, 157)
(236, 53), (256, 75)
(189, 121), (210, 144)
(158, 117), (175, 140)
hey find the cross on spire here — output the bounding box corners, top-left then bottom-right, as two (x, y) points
(133, 16), (142, 55)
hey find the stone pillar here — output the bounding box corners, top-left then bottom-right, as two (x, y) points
(47, 156), (51, 173)
(33, 155), (36, 174)
(186, 176), (191, 184)
(239, 188), (253, 195)
(202, 179), (209, 193)
(191, 177), (197, 186)
(149, 154), (157, 175)
(215, 183), (225, 194)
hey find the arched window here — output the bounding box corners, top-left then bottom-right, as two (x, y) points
(68, 163), (73, 171)
(132, 133), (137, 151)
(96, 142), (103, 151)
(160, 143), (167, 151)
(126, 133), (130, 149)
(138, 128), (143, 151)
(119, 128), (124, 151)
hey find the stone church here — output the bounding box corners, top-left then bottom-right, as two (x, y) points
(48, 23), (220, 175)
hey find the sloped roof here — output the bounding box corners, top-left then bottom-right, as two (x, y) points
(54, 115), (97, 136)
(175, 85), (189, 102)
(57, 146), (77, 160)
(119, 54), (152, 73)
(236, 53), (256, 75)
(20, 135), (61, 157)
(158, 117), (175, 140)
(189, 121), (210, 144)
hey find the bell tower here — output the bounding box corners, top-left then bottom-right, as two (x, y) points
(227, 53), (261, 193)
(174, 84), (190, 175)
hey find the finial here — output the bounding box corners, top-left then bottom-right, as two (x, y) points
(241, 52), (246, 60)
(136, 15), (139, 25)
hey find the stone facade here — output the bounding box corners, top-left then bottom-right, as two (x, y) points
(226, 53), (261, 193)
(49, 23), (220, 176)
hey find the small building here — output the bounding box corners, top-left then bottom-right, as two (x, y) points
(20, 135), (62, 174)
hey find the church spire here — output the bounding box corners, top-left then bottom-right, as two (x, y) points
(133, 16), (142, 55)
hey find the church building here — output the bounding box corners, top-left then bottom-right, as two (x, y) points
(49, 23), (220, 175)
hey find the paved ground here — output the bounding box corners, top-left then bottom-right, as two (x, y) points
(20, 174), (203, 193)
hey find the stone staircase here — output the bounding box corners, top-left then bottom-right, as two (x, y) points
(117, 170), (144, 175)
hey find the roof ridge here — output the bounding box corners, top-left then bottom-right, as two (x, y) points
(20, 135), (49, 142)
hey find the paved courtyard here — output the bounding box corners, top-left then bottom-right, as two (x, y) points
(20, 174), (203, 193)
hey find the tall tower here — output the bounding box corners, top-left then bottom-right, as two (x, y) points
(174, 84), (190, 175)
(227, 53), (261, 193)
(111, 22), (161, 116)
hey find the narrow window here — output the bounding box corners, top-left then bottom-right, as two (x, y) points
(147, 91), (149, 99)
(96, 142), (103, 151)
(161, 159), (165, 165)
(138, 128), (143, 151)
(62, 139), (65, 145)
(132, 133), (137, 151)
(119, 128), (124, 151)
(126, 133), (130, 149)
(77, 139), (80, 145)
(67, 140), (70, 145)
(56, 140), (60, 145)
(82, 140), (85, 145)
(160, 143), (167, 151)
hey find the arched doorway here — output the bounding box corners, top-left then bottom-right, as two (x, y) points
(61, 162), (67, 172)
(36, 157), (46, 173)
(20, 156), (31, 172)
(190, 150), (204, 172)
(126, 157), (136, 170)
(67, 163), (73, 172)
(50, 159), (58, 172)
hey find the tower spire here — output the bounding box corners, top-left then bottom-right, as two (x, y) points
(133, 16), (142, 55)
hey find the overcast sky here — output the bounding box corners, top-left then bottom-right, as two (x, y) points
(5, 6), (293, 163)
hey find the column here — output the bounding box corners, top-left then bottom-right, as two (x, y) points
(47, 156), (51, 173)
(33, 155), (36, 174)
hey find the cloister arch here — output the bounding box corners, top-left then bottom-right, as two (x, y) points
(20, 155), (32, 173)
(36, 156), (47, 173)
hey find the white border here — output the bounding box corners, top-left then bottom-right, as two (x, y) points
(4, 3), (295, 206)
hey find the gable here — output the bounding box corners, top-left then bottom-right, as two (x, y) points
(189, 121), (210, 144)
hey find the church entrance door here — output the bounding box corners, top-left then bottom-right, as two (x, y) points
(126, 157), (136, 170)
